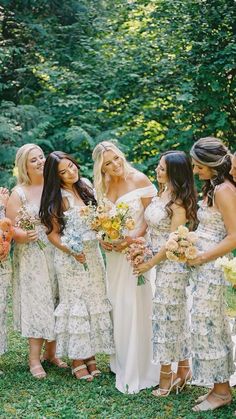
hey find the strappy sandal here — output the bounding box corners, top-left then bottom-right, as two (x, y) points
(176, 365), (192, 392)
(192, 392), (232, 412)
(41, 356), (68, 368)
(72, 364), (93, 382)
(195, 388), (213, 403)
(152, 370), (181, 397)
(30, 364), (47, 379)
(85, 359), (101, 377)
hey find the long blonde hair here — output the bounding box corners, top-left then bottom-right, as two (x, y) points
(15, 143), (44, 185)
(92, 141), (134, 201)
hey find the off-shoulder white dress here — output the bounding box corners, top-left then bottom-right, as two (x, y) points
(106, 186), (160, 393)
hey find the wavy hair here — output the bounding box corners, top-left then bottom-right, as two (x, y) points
(39, 151), (96, 234)
(92, 141), (134, 201)
(15, 143), (44, 185)
(158, 150), (198, 230)
(190, 137), (235, 206)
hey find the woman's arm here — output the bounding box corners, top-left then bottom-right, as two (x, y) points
(6, 190), (38, 244)
(188, 185), (236, 266)
(135, 205), (187, 274)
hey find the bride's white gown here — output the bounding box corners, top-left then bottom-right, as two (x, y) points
(106, 186), (160, 393)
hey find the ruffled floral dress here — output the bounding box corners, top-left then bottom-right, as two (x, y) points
(191, 198), (234, 384)
(0, 205), (11, 355)
(12, 187), (58, 340)
(54, 190), (114, 359)
(145, 196), (191, 364)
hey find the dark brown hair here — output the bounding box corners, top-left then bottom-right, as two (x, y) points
(39, 151), (96, 234)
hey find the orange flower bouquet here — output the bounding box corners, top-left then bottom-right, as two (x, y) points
(0, 217), (14, 265)
(165, 225), (198, 263)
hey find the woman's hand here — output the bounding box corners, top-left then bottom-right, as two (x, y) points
(73, 252), (86, 264)
(99, 240), (113, 252)
(133, 260), (154, 275)
(25, 229), (38, 243)
(187, 253), (205, 266)
(0, 187), (9, 207)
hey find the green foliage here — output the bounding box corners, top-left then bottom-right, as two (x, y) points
(0, 0), (236, 186)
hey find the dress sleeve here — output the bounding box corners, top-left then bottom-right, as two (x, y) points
(138, 184), (157, 199)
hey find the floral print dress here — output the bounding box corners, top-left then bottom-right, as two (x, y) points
(53, 190), (114, 360)
(0, 205), (11, 355)
(145, 196), (191, 364)
(12, 186), (58, 340)
(191, 197), (234, 384)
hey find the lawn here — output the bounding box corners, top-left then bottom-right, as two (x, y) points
(0, 294), (236, 419)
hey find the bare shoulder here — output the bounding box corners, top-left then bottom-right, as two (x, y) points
(215, 182), (236, 208)
(130, 171), (152, 188)
(171, 202), (186, 215)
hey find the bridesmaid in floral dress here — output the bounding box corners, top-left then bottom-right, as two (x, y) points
(39, 151), (114, 381)
(6, 144), (65, 379)
(0, 188), (11, 375)
(136, 151), (197, 397)
(188, 137), (236, 412)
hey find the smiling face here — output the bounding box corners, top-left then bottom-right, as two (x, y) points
(192, 158), (214, 180)
(155, 156), (169, 184)
(230, 154), (236, 182)
(101, 150), (124, 177)
(26, 148), (45, 179)
(58, 158), (79, 188)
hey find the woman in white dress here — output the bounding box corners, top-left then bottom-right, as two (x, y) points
(92, 141), (159, 394)
(135, 151), (197, 397)
(39, 151), (114, 381)
(0, 188), (12, 375)
(6, 144), (65, 379)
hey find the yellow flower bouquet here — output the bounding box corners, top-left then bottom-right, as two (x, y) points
(215, 256), (236, 286)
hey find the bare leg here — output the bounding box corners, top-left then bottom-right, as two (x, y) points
(152, 364), (180, 397)
(43, 340), (68, 368)
(176, 359), (192, 391)
(29, 337), (46, 379)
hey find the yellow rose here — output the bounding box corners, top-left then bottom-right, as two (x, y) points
(91, 218), (101, 229)
(112, 221), (121, 231)
(108, 229), (120, 240)
(102, 220), (112, 231)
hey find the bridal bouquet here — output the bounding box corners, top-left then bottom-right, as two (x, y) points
(165, 225), (198, 263)
(80, 199), (135, 242)
(15, 205), (46, 250)
(215, 256), (236, 286)
(125, 237), (153, 286)
(0, 217), (14, 265)
(61, 208), (96, 271)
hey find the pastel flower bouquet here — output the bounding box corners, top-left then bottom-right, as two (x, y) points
(61, 208), (96, 271)
(125, 237), (153, 285)
(80, 199), (135, 243)
(0, 217), (14, 265)
(215, 256), (236, 286)
(15, 205), (46, 250)
(165, 225), (198, 263)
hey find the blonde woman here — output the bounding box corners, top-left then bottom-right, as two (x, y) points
(0, 188), (11, 375)
(92, 141), (159, 394)
(6, 144), (66, 379)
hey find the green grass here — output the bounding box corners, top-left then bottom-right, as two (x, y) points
(0, 295), (236, 419)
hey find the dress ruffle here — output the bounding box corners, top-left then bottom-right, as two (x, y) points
(55, 299), (114, 359)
